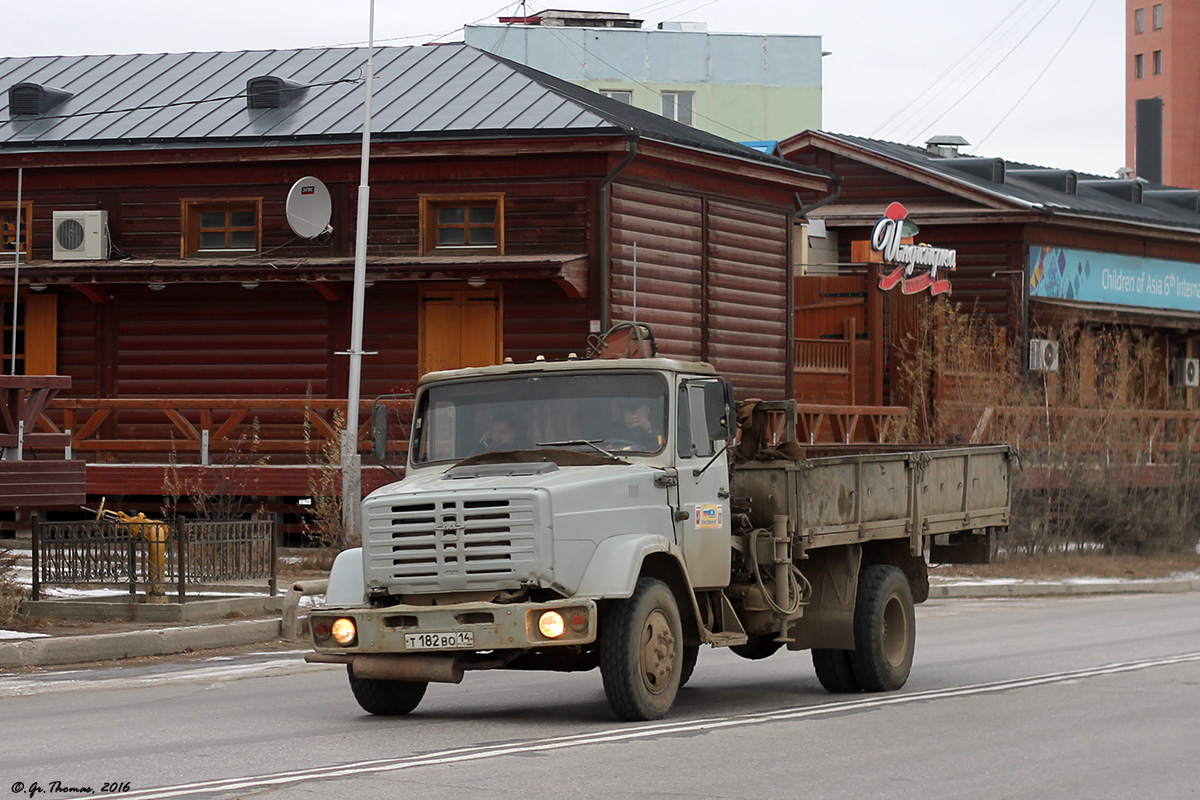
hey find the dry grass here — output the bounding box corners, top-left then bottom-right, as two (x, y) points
(933, 551), (1200, 581)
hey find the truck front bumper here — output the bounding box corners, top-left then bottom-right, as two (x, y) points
(308, 598), (598, 657)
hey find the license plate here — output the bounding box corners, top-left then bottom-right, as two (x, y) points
(404, 630), (475, 650)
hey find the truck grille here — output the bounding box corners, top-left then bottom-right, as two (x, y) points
(364, 493), (547, 593)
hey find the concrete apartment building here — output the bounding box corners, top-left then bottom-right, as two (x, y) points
(1127, 0), (1200, 187)
(464, 9), (823, 144)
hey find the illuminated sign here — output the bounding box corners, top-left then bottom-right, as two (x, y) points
(871, 202), (957, 295)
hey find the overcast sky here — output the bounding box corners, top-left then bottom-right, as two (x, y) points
(11, 0), (1126, 176)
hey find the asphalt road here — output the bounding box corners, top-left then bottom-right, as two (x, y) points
(2, 592), (1198, 800)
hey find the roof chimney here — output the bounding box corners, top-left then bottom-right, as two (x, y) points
(924, 135), (970, 158)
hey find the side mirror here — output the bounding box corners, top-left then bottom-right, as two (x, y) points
(703, 380), (736, 441)
(370, 403), (388, 462)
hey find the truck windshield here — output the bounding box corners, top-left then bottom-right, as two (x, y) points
(412, 371), (668, 464)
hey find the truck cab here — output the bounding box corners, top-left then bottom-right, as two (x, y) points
(309, 357), (738, 720)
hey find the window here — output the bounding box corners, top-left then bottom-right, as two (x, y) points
(661, 91), (694, 126)
(181, 199), (261, 256)
(1154, 50), (1162, 74)
(600, 89), (633, 104)
(419, 194), (504, 255)
(1135, 53), (1144, 78)
(1153, 3), (1162, 28)
(1, 202), (33, 257)
(1135, 8), (1144, 32)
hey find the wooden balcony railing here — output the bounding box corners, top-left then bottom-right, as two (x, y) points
(958, 404), (1200, 464)
(28, 397), (414, 465)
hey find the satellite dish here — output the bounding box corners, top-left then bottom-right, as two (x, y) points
(285, 176), (332, 239)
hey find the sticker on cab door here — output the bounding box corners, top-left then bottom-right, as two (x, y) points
(695, 504), (724, 529)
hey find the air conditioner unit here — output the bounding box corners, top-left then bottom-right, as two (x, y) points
(52, 210), (109, 260)
(1174, 357), (1200, 387)
(1028, 338), (1059, 372)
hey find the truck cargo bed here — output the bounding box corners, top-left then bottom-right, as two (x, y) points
(733, 445), (1012, 553)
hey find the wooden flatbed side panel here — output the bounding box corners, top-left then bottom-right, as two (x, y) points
(733, 446), (1011, 548)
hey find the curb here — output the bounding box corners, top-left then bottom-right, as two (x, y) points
(0, 618), (282, 669)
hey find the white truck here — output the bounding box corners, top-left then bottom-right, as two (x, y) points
(306, 353), (1011, 720)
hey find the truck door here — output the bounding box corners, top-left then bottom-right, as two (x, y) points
(672, 379), (733, 590)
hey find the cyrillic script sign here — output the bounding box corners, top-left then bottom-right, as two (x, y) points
(872, 202), (957, 295)
(1029, 245), (1200, 313)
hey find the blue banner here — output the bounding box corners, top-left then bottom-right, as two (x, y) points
(1029, 245), (1200, 313)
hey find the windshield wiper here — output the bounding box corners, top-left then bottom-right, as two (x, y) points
(535, 439), (612, 456)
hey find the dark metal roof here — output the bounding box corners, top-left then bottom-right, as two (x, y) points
(0, 44), (826, 178)
(797, 132), (1200, 234)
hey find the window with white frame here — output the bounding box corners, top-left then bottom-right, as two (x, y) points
(600, 89), (632, 105)
(661, 91), (694, 126)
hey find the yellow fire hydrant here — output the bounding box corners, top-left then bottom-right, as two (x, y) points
(97, 499), (170, 603)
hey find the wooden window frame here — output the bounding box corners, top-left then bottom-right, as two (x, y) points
(181, 198), (263, 257)
(1, 202), (33, 258)
(419, 194), (505, 256)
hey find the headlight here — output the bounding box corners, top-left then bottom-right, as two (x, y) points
(331, 617), (358, 646)
(537, 610), (566, 639)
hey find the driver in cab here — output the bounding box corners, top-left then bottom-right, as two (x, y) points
(620, 402), (662, 451)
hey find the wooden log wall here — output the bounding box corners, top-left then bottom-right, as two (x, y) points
(608, 182), (791, 399)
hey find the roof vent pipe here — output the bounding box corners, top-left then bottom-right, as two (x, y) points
(940, 157), (1005, 183)
(9, 83), (73, 117)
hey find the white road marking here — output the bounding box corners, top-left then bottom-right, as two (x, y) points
(90, 650), (1200, 800)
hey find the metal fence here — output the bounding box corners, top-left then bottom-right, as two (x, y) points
(31, 515), (277, 601)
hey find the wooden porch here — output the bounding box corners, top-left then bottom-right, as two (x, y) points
(18, 395), (415, 499)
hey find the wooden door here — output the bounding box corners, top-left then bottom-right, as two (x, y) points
(418, 287), (502, 375)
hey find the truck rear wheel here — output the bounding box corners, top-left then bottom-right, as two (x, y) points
(347, 664), (428, 716)
(849, 564), (915, 692)
(600, 577), (683, 721)
(812, 648), (860, 693)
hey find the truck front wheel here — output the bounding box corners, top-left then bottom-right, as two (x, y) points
(347, 665), (428, 716)
(849, 564), (915, 691)
(600, 577), (684, 721)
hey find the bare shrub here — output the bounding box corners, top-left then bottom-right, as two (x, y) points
(163, 417), (268, 520)
(302, 396), (355, 554)
(0, 547), (26, 628)
(894, 302), (1200, 557)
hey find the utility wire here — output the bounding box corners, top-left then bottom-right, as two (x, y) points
(899, 0), (1066, 146)
(0, 77), (361, 124)
(870, 0), (1038, 137)
(974, 0), (1101, 150)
